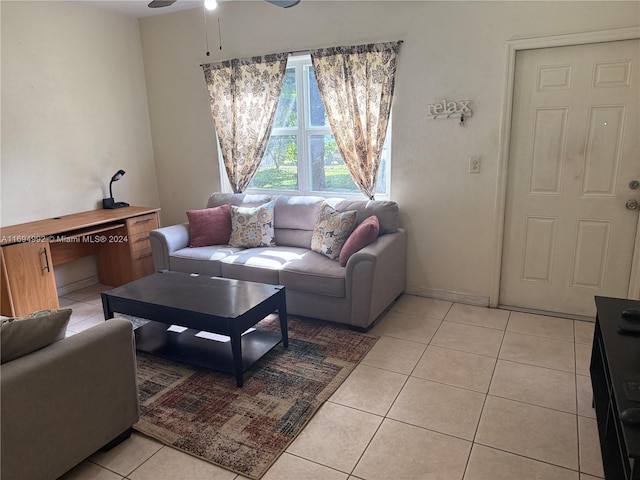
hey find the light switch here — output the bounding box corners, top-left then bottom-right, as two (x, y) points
(469, 156), (481, 174)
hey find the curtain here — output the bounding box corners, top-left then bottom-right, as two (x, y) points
(311, 41), (401, 200)
(202, 53), (288, 193)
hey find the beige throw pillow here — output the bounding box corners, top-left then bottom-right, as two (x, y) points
(311, 203), (357, 260)
(0, 309), (72, 364)
(229, 202), (276, 248)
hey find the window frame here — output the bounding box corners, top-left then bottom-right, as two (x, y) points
(217, 53), (392, 200)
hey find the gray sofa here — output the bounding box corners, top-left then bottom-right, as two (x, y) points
(0, 320), (140, 480)
(150, 193), (407, 330)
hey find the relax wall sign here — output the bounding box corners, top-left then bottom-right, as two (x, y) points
(427, 99), (473, 122)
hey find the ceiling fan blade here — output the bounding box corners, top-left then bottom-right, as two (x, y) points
(148, 0), (178, 8)
(264, 0), (300, 7)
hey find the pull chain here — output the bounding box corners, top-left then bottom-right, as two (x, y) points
(203, 6), (211, 56)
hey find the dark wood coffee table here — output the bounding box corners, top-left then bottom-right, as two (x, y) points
(101, 270), (287, 387)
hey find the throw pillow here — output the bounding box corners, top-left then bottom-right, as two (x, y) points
(311, 203), (357, 260)
(0, 308), (72, 364)
(186, 204), (232, 247)
(339, 215), (380, 267)
(229, 202), (276, 248)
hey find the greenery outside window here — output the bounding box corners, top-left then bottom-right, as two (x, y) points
(238, 55), (390, 198)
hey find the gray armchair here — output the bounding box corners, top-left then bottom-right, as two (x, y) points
(1, 319), (139, 480)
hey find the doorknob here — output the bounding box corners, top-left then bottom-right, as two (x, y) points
(626, 199), (639, 210)
(630, 180), (640, 190)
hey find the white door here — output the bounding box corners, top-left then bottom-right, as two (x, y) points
(500, 39), (640, 318)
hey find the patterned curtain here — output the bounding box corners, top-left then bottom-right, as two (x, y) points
(311, 42), (401, 200)
(202, 54), (288, 193)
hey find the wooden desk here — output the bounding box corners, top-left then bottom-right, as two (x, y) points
(0, 206), (160, 316)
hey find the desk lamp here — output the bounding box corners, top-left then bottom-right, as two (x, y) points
(103, 170), (130, 209)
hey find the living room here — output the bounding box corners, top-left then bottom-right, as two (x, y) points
(2, 1), (640, 479)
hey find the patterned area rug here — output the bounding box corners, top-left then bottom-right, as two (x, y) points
(134, 315), (378, 479)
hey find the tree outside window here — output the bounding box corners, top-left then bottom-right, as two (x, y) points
(248, 55), (390, 197)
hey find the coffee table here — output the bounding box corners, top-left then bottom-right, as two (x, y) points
(101, 270), (287, 387)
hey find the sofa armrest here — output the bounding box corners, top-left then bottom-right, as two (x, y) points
(345, 228), (407, 329)
(1, 320), (139, 480)
(150, 223), (190, 271)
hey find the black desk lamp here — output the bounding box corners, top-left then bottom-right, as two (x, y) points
(103, 170), (130, 209)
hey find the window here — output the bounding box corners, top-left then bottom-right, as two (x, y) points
(243, 55), (390, 197)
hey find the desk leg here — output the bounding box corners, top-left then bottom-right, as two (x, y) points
(101, 293), (114, 320)
(278, 289), (288, 348)
(230, 333), (244, 387)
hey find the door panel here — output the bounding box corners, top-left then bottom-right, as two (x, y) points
(500, 39), (640, 317)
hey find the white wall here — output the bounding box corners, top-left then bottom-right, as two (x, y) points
(1, 1), (159, 225)
(140, 1), (639, 305)
(1, 1), (160, 288)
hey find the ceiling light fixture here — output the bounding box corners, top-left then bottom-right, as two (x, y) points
(204, 0), (217, 11)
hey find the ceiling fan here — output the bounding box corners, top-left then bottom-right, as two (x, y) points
(148, 0), (300, 8)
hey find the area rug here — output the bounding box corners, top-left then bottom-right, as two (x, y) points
(133, 315), (378, 479)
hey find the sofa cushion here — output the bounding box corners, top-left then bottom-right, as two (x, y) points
(327, 198), (399, 234)
(339, 215), (380, 267)
(0, 309), (72, 364)
(220, 247), (308, 284)
(311, 203), (357, 260)
(280, 251), (346, 297)
(229, 202), (276, 248)
(273, 195), (325, 231)
(273, 195), (325, 248)
(207, 192), (273, 209)
(170, 246), (244, 276)
(186, 204), (232, 247)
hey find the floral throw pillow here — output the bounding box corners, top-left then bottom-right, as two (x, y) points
(311, 203), (357, 260)
(229, 202), (276, 248)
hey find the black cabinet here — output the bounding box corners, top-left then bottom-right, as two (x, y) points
(591, 296), (640, 480)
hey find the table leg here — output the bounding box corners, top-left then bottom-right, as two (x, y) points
(101, 293), (114, 320)
(278, 289), (288, 348)
(230, 333), (244, 387)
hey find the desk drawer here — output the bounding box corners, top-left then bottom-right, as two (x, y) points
(129, 231), (152, 252)
(131, 248), (155, 279)
(127, 213), (158, 235)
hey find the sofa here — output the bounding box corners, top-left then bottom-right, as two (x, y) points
(150, 193), (407, 330)
(1, 319), (140, 480)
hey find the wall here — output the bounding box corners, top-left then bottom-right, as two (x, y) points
(1, 1), (160, 288)
(139, 1), (639, 305)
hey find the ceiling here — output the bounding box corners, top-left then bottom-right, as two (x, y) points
(73, 1), (204, 18)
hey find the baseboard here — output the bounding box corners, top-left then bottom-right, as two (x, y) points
(56, 276), (100, 296)
(498, 304), (595, 322)
(404, 287), (490, 307)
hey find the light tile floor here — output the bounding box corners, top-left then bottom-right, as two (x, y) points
(58, 287), (603, 480)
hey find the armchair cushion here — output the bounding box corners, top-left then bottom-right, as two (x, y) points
(0, 309), (72, 364)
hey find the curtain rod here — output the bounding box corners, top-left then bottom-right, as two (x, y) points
(199, 50), (307, 67)
(199, 40), (403, 67)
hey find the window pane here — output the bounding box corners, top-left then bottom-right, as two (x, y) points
(273, 68), (297, 128)
(250, 135), (298, 190)
(309, 135), (359, 193)
(306, 66), (328, 127)
(376, 140), (389, 194)
(241, 58), (390, 197)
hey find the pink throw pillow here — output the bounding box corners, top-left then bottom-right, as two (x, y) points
(339, 215), (380, 267)
(186, 204), (232, 247)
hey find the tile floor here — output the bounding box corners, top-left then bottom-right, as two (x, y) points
(58, 285), (603, 480)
